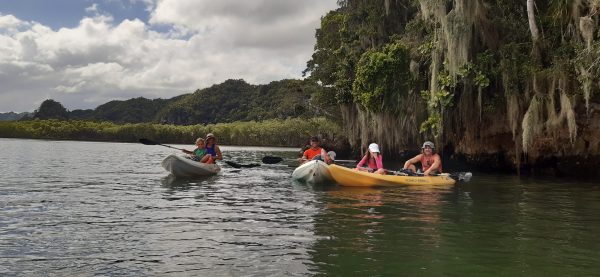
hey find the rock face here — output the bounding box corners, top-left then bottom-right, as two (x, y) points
(339, 82), (599, 176)
(446, 95), (600, 177)
(341, 97), (599, 177)
(306, 1), (600, 178)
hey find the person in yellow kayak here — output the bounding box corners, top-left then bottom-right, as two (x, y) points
(299, 136), (335, 164)
(403, 141), (442, 176)
(355, 143), (385, 174)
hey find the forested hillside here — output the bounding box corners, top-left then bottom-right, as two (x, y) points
(156, 79), (334, 124)
(27, 78), (335, 125)
(72, 97), (184, 123)
(304, 0), (599, 175)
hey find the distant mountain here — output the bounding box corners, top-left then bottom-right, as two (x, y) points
(70, 96), (186, 123)
(156, 79), (329, 124)
(0, 112), (32, 121)
(24, 78), (337, 124)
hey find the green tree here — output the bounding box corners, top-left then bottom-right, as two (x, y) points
(352, 41), (411, 112)
(33, 99), (69, 120)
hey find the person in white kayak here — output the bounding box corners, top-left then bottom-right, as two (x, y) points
(203, 133), (223, 164)
(182, 137), (212, 163)
(299, 136), (335, 165)
(355, 143), (386, 174)
(403, 141), (442, 176)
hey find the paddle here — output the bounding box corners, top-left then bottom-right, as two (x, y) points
(224, 161), (260, 168)
(262, 156), (284, 164)
(387, 168), (473, 182)
(139, 138), (185, 150)
(138, 138), (260, 169)
(261, 155), (357, 164)
(449, 172), (473, 182)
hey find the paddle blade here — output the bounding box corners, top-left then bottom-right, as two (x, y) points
(241, 163), (261, 168)
(262, 156), (283, 164)
(225, 161), (242, 168)
(225, 161), (261, 168)
(459, 172), (473, 182)
(449, 172), (473, 182)
(139, 138), (158, 145)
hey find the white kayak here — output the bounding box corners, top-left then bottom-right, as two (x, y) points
(161, 154), (221, 177)
(292, 160), (333, 184)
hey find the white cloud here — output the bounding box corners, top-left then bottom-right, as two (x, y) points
(0, 14), (23, 28)
(0, 1), (338, 112)
(0, 14), (31, 35)
(85, 4), (99, 14)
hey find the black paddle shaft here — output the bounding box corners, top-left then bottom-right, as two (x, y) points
(139, 138), (184, 151)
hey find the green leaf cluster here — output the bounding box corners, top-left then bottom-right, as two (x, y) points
(352, 41), (411, 112)
(305, 1), (415, 106)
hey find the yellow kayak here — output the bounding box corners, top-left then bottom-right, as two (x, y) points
(328, 164), (456, 187)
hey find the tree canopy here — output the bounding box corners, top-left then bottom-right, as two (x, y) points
(28, 79), (338, 125)
(33, 99), (69, 120)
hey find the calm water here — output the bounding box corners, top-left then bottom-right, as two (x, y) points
(1, 138), (599, 276)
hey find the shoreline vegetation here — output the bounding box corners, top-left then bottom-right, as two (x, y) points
(2, 118), (598, 178)
(0, 118), (343, 148)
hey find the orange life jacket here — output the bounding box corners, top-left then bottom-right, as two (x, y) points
(303, 147), (323, 160)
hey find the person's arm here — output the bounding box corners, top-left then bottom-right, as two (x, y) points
(403, 154), (421, 169)
(299, 149), (308, 161)
(355, 154), (368, 169)
(424, 155), (441, 176)
(214, 146), (223, 160)
(375, 154), (383, 169)
(321, 148), (333, 164)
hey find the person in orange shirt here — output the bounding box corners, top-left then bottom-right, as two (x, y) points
(299, 136), (335, 164)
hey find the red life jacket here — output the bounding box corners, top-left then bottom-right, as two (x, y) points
(421, 154), (442, 172)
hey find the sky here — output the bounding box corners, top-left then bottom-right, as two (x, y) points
(0, 0), (338, 112)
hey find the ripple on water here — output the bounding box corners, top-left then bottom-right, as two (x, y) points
(1, 139), (600, 276)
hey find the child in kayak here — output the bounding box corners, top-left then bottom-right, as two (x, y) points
(355, 143), (385, 174)
(183, 138), (213, 163)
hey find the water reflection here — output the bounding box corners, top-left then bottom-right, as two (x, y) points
(160, 174), (216, 189)
(326, 187), (384, 208)
(309, 185), (457, 275)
